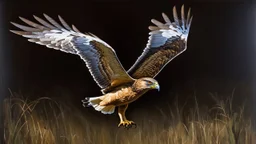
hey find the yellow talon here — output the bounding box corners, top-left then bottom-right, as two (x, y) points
(118, 120), (136, 128)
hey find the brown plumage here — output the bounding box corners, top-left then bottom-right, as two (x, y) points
(10, 4), (192, 128)
(97, 78), (159, 106)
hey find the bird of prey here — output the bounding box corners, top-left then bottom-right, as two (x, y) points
(10, 5), (192, 128)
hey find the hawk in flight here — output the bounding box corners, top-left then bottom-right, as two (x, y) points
(10, 5), (192, 128)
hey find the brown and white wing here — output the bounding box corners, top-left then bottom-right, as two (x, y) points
(128, 5), (193, 79)
(10, 14), (134, 93)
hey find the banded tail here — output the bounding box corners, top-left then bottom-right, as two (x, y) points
(82, 96), (115, 114)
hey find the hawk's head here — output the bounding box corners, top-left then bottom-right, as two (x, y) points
(134, 77), (160, 92)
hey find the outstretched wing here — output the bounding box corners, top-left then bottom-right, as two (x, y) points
(128, 5), (193, 79)
(10, 14), (134, 93)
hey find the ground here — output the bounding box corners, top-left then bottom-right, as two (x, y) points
(3, 90), (256, 144)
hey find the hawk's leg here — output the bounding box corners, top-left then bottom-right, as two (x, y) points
(118, 104), (136, 128)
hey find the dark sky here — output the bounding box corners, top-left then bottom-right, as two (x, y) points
(1, 0), (255, 109)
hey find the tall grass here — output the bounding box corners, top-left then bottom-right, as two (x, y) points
(3, 91), (256, 144)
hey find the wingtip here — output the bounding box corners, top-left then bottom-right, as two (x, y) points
(9, 30), (22, 35)
(151, 19), (164, 27)
(190, 15), (193, 21)
(18, 16), (23, 20)
(181, 4), (185, 8)
(181, 4), (184, 9)
(181, 4), (186, 29)
(187, 8), (191, 16)
(161, 12), (167, 18)
(57, 15), (62, 21)
(10, 22), (19, 27)
(148, 26), (155, 30)
(9, 29), (15, 33)
(72, 24), (80, 32)
(43, 13), (49, 18)
(173, 5), (177, 11)
(187, 15), (193, 30)
(188, 7), (191, 12)
(19, 16), (29, 23)
(33, 15), (38, 19)
(33, 15), (41, 21)
(57, 15), (63, 22)
(181, 4), (185, 13)
(162, 12), (171, 24)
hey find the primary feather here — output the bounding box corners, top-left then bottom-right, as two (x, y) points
(10, 14), (134, 92)
(128, 5), (193, 79)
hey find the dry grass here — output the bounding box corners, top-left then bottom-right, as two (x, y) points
(3, 91), (256, 144)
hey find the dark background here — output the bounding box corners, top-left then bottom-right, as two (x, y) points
(1, 0), (256, 141)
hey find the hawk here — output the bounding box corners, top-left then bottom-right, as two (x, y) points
(10, 5), (192, 128)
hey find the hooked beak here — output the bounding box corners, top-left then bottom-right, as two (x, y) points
(151, 82), (160, 91)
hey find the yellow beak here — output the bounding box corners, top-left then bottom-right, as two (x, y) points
(151, 83), (160, 91)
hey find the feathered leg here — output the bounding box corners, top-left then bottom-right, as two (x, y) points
(118, 104), (136, 128)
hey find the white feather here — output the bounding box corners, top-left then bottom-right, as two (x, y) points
(146, 5), (192, 49)
(87, 96), (115, 114)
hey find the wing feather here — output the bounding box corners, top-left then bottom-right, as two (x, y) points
(19, 17), (48, 30)
(10, 22), (40, 32)
(172, 6), (180, 26)
(72, 24), (81, 32)
(58, 15), (72, 31)
(10, 14), (134, 93)
(33, 15), (56, 29)
(181, 5), (185, 30)
(128, 5), (193, 79)
(186, 8), (191, 28)
(162, 13), (171, 24)
(43, 14), (64, 30)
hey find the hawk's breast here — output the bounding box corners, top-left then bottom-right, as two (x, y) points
(100, 86), (145, 106)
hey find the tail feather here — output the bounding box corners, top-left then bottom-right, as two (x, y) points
(81, 96), (115, 114)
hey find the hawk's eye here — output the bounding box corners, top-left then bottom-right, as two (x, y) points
(145, 80), (153, 85)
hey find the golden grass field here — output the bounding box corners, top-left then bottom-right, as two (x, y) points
(3, 90), (256, 144)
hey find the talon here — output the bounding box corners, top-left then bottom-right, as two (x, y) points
(118, 120), (136, 129)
